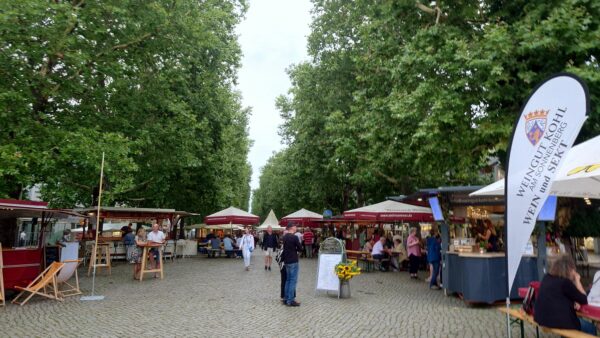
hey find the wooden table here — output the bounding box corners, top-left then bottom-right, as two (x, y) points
(518, 287), (600, 323)
(87, 242), (111, 276)
(346, 250), (374, 271)
(139, 243), (164, 282)
(579, 305), (600, 322)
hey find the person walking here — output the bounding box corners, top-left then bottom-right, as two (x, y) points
(295, 229), (304, 257)
(262, 226), (278, 271)
(303, 228), (314, 258)
(282, 223), (303, 306)
(279, 229), (288, 303)
(426, 229), (442, 289)
(240, 228), (255, 271)
(407, 227), (421, 279)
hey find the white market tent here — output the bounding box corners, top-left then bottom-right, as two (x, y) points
(257, 210), (284, 231)
(471, 135), (600, 199)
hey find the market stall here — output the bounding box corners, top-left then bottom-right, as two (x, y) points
(340, 200), (435, 250)
(204, 206), (259, 227)
(409, 187), (541, 303)
(73, 207), (198, 260)
(280, 208), (323, 228)
(0, 199), (84, 291)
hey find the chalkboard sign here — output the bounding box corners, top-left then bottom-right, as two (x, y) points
(316, 237), (345, 296)
(45, 246), (60, 269)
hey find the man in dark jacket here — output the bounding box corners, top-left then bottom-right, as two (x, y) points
(262, 226), (278, 271)
(282, 223), (303, 307)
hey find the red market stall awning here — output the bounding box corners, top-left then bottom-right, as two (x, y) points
(204, 206), (259, 226)
(280, 208), (323, 228)
(343, 200), (434, 222)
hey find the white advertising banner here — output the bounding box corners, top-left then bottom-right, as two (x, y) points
(506, 74), (588, 293)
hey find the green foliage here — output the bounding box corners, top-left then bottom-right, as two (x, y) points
(565, 207), (600, 237)
(0, 0), (251, 214)
(253, 0), (600, 214)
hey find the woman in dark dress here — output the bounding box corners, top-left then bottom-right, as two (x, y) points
(534, 254), (596, 334)
(478, 220), (498, 252)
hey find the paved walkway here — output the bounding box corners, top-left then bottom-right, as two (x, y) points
(1, 255), (558, 337)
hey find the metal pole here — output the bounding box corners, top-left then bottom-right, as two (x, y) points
(81, 152), (105, 301)
(506, 297), (512, 338)
(91, 152), (104, 296)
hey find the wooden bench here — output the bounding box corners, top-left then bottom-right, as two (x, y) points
(206, 248), (221, 258)
(346, 250), (373, 271)
(346, 250), (390, 272)
(498, 307), (596, 338)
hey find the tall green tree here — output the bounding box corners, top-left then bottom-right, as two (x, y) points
(254, 0), (600, 214)
(0, 0), (252, 215)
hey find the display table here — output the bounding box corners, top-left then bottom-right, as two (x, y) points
(139, 243), (163, 282)
(445, 251), (538, 304)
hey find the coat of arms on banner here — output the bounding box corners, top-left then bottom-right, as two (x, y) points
(524, 109), (548, 146)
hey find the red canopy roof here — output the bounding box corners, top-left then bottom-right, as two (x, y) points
(204, 206), (259, 225)
(343, 200), (433, 222)
(280, 208), (323, 228)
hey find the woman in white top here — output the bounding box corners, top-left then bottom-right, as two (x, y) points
(240, 228), (255, 271)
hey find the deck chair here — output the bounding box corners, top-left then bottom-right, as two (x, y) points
(57, 259), (82, 297)
(56, 242), (82, 297)
(11, 262), (65, 306)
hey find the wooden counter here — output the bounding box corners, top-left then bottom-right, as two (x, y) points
(444, 251), (538, 304)
(446, 251), (537, 258)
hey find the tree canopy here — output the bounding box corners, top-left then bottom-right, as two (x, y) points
(0, 0), (252, 214)
(252, 0), (600, 219)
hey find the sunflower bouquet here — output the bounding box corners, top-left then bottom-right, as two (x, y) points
(335, 260), (361, 281)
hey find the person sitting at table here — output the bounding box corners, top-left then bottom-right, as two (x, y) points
(363, 237), (375, 253)
(133, 228), (147, 280)
(372, 237), (391, 272)
(534, 254), (596, 335)
(209, 236), (222, 258)
(588, 270), (600, 306)
(390, 238), (407, 272)
(147, 223), (166, 277)
(223, 235), (235, 258)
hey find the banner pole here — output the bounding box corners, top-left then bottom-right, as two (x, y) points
(81, 152), (106, 301)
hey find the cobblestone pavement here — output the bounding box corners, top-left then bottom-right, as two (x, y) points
(1, 254), (561, 337)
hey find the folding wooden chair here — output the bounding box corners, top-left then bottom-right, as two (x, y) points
(57, 259), (82, 297)
(11, 261), (65, 306)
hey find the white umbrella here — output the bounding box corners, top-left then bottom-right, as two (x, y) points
(469, 179), (504, 197)
(471, 135), (600, 199)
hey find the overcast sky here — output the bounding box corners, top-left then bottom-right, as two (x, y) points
(236, 0), (312, 197)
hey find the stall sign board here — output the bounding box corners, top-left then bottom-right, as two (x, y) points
(316, 238), (345, 296)
(506, 73), (588, 293)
